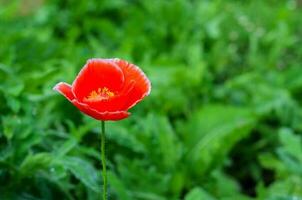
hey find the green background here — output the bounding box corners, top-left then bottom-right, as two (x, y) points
(1, 0), (302, 199)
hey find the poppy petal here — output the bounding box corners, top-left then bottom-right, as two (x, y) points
(54, 58), (150, 121)
(85, 80), (135, 112)
(113, 59), (151, 110)
(72, 59), (125, 101)
(72, 99), (130, 121)
(53, 82), (75, 101)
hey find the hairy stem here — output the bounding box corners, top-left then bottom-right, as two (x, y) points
(101, 121), (107, 200)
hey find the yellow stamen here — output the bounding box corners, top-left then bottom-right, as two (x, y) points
(84, 87), (115, 101)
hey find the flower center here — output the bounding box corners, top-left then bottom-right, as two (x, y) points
(84, 87), (115, 101)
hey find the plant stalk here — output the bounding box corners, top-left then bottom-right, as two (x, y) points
(101, 121), (107, 200)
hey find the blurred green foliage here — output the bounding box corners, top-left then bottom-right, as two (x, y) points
(0, 0), (302, 199)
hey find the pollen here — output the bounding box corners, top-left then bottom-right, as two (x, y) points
(84, 87), (115, 101)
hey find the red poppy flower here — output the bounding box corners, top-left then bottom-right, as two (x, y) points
(53, 58), (151, 121)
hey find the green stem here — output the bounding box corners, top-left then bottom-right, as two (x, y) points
(101, 121), (107, 200)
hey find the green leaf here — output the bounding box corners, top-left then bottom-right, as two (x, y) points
(108, 171), (131, 200)
(185, 105), (256, 175)
(185, 187), (216, 200)
(59, 156), (100, 193)
(279, 128), (302, 162)
(54, 138), (78, 157)
(106, 122), (146, 153)
(264, 176), (302, 199)
(136, 113), (182, 170)
(19, 153), (54, 176)
(1, 116), (15, 140)
(156, 116), (182, 170)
